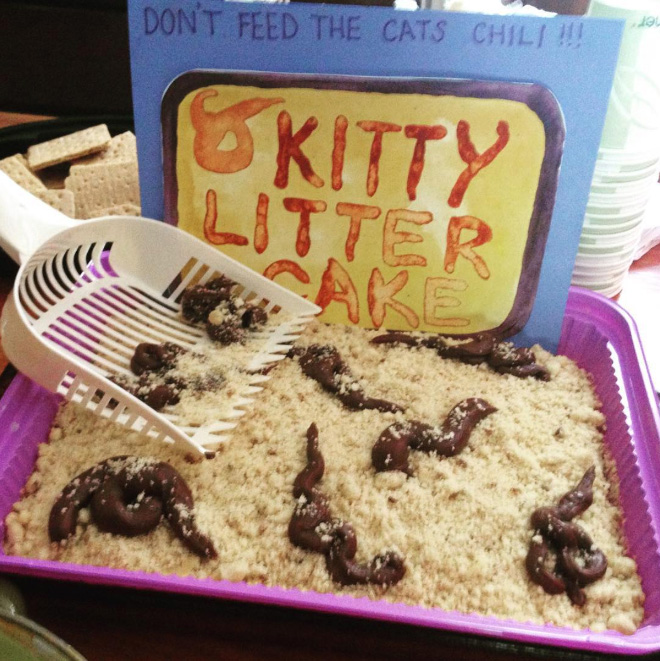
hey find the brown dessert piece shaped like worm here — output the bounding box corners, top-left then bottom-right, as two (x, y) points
(370, 332), (418, 347)
(488, 342), (551, 381)
(526, 466), (607, 606)
(371, 332), (550, 381)
(180, 276), (236, 323)
(181, 276), (269, 345)
(288, 423), (333, 554)
(422, 334), (495, 364)
(114, 337), (228, 413)
(49, 456), (216, 560)
(91, 476), (163, 537)
(372, 398), (497, 475)
(110, 342), (190, 412)
(291, 345), (404, 414)
(130, 341), (186, 376)
(289, 424), (405, 587)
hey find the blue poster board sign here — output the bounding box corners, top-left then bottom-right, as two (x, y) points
(127, 1), (623, 351)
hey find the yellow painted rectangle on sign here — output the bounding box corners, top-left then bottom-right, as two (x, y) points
(164, 72), (560, 338)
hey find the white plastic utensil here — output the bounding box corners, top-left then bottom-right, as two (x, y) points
(0, 172), (319, 456)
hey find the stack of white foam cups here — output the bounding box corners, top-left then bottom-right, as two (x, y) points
(572, 0), (660, 297)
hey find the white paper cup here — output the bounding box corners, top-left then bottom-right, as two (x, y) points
(582, 229), (643, 247)
(573, 255), (635, 274)
(572, 271), (626, 288)
(580, 224), (643, 246)
(573, 249), (637, 274)
(572, 270), (632, 291)
(575, 245), (637, 262)
(597, 145), (660, 167)
(577, 236), (641, 255)
(577, 247), (633, 258)
(570, 274), (627, 298)
(589, 171), (659, 195)
(578, 250), (629, 263)
(582, 219), (644, 238)
(588, 187), (655, 207)
(586, 197), (649, 217)
(593, 162), (660, 184)
(572, 265), (628, 285)
(583, 209), (645, 226)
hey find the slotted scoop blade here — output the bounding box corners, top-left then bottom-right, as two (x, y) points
(0, 172), (319, 457)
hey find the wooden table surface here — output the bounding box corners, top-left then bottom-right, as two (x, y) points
(1, 110), (659, 661)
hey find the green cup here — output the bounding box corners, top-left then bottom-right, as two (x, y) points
(0, 578), (87, 661)
(0, 612), (88, 661)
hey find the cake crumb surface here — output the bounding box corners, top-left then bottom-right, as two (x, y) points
(3, 321), (645, 632)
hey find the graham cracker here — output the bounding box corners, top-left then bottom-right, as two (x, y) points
(65, 160), (140, 219)
(74, 132), (137, 166)
(94, 202), (141, 217)
(34, 189), (76, 217)
(26, 124), (112, 171)
(0, 154), (47, 195)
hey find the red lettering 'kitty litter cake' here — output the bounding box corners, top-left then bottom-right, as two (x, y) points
(3, 305), (644, 634)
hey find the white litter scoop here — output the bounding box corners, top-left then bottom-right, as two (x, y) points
(0, 172), (319, 457)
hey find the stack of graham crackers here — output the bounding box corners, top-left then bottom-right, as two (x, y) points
(0, 124), (140, 220)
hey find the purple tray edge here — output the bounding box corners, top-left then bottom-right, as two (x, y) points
(562, 287), (660, 534)
(1, 286), (659, 655)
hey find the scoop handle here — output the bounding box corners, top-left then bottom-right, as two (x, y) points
(0, 171), (77, 264)
(0, 293), (71, 391)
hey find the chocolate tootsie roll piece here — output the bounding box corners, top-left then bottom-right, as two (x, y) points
(110, 371), (185, 412)
(293, 344), (404, 414)
(557, 465), (595, 521)
(289, 424), (405, 587)
(130, 342), (186, 376)
(292, 422), (325, 501)
(371, 421), (427, 476)
(492, 363), (551, 381)
(205, 299), (269, 345)
(372, 398), (497, 475)
(206, 317), (246, 345)
(525, 538), (566, 595)
(422, 334), (496, 364)
(241, 304), (268, 330)
(370, 332), (419, 347)
(560, 544), (608, 588)
(325, 522), (406, 587)
(324, 522), (367, 585)
(525, 466), (607, 605)
(49, 456), (126, 543)
(372, 332), (551, 381)
(119, 341), (189, 410)
(90, 476), (163, 537)
(371, 332), (495, 364)
(527, 508), (607, 606)
(117, 340), (230, 412)
(142, 382), (182, 410)
(368, 551), (407, 586)
(488, 342), (535, 368)
(488, 342), (550, 381)
(49, 456), (217, 560)
(180, 276), (236, 323)
(288, 497), (334, 555)
(289, 423), (333, 554)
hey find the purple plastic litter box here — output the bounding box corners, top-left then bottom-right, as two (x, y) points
(1, 287), (659, 655)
